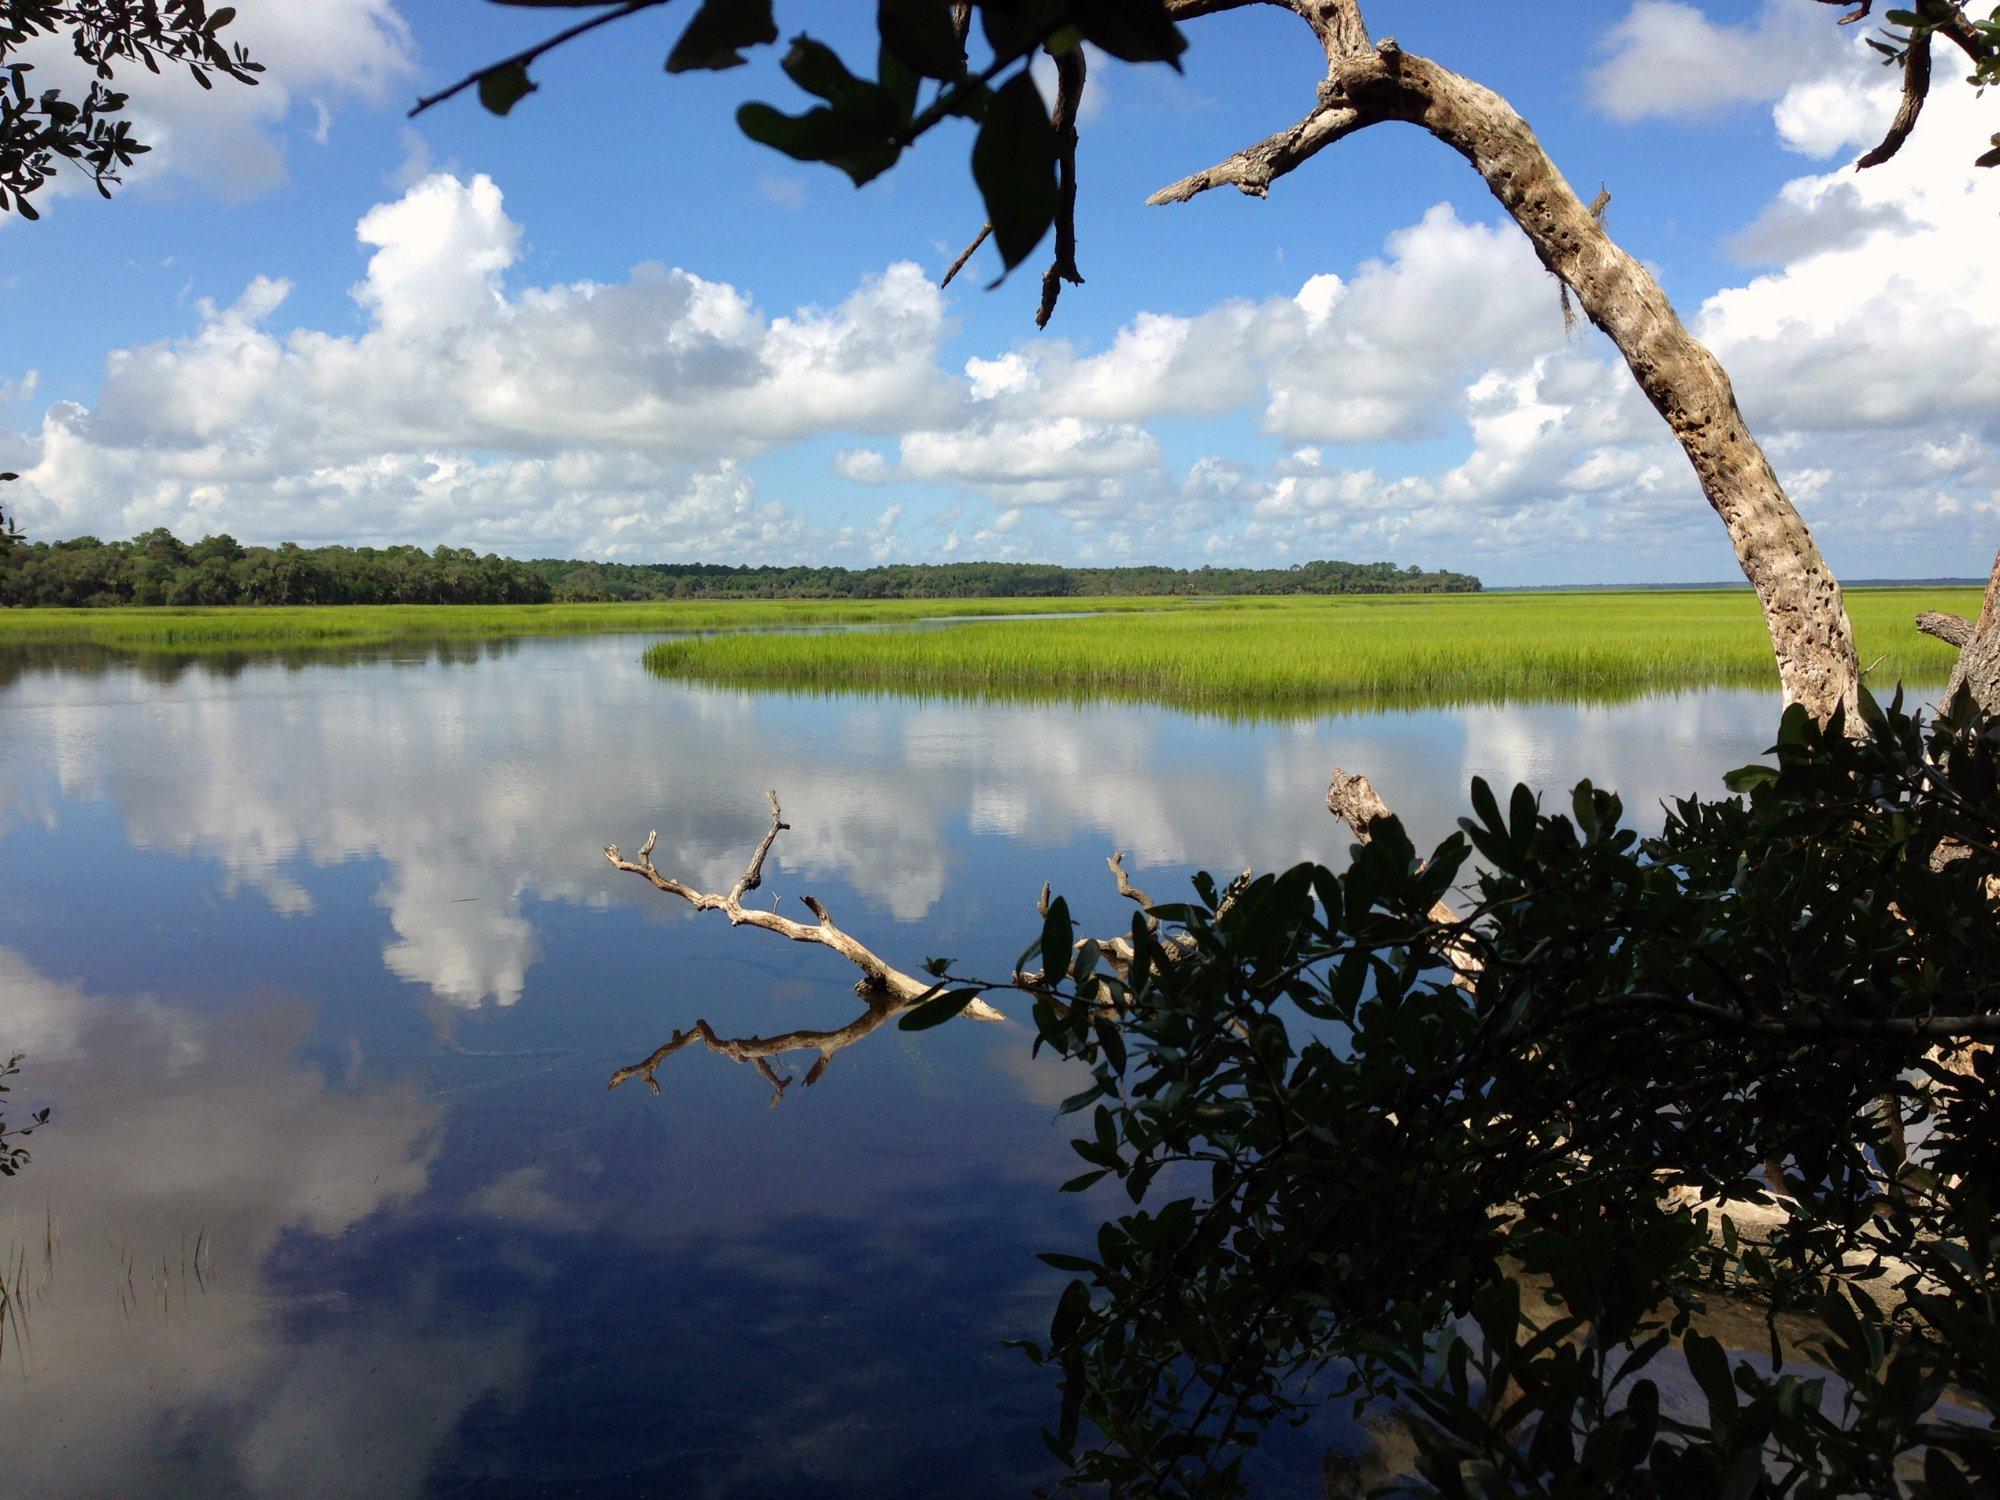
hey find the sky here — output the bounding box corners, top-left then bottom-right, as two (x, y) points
(0, 0), (1994, 586)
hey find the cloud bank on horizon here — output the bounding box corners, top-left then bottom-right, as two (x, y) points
(1, 0), (1994, 585)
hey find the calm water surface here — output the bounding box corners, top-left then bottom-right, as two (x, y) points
(0, 635), (1792, 1496)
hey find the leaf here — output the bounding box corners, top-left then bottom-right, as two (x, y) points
(1036, 1252), (1100, 1274)
(736, 103), (900, 185)
(1925, 1448), (1977, 1499)
(1049, 1278), (1090, 1345)
(666, 0), (778, 73)
(879, 0), (964, 79)
(1682, 1331), (1737, 1424)
(1072, 0), (1186, 66)
(477, 60), (535, 117)
(971, 72), (1058, 270)
(1040, 895), (1074, 986)
(1570, 778), (1598, 837)
(1091, 1014), (1128, 1076)
(897, 986), (981, 1030)
(778, 36), (881, 115)
(1723, 763), (1779, 793)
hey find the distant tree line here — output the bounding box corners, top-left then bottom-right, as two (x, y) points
(0, 530), (1480, 607)
(1, 531), (554, 607)
(536, 557), (1480, 601)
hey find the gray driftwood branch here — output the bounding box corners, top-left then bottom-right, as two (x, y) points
(604, 792), (1006, 1100)
(1153, 0), (1869, 725)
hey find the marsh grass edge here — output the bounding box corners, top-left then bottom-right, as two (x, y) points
(640, 587), (1978, 717)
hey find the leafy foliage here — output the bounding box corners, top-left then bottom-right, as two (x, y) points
(1854, 3), (2000, 166)
(441, 0), (1190, 279)
(988, 691), (2000, 1493)
(0, 1055), (48, 1178)
(1, 0), (261, 217)
(439, 0), (2000, 299)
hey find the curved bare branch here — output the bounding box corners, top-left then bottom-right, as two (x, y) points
(1919, 610), (1976, 650)
(1860, 26), (1933, 169)
(604, 794), (1009, 1097)
(1148, 102), (1372, 203)
(411, 0), (665, 118)
(1940, 550), (2000, 710)
(608, 1003), (912, 1106)
(1037, 45), (1088, 327)
(1155, 37), (1862, 722)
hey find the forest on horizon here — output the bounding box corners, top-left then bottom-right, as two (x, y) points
(0, 529), (1481, 607)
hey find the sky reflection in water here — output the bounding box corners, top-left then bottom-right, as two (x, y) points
(0, 635), (1794, 1495)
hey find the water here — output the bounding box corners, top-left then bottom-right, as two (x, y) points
(0, 634), (1790, 1495)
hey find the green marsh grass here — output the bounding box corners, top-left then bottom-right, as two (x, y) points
(0, 595), (1187, 652)
(643, 588), (1979, 718)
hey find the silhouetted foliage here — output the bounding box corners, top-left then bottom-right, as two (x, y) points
(1, 0), (261, 218)
(426, 0), (2000, 307)
(0, 1055), (48, 1178)
(922, 692), (2000, 1493)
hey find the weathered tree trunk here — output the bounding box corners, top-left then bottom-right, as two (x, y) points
(1918, 550), (2000, 712)
(1156, 4), (1865, 722)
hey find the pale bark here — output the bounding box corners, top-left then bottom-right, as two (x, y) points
(1951, 551), (2000, 711)
(1916, 552), (2000, 711)
(1155, 6), (1866, 722)
(604, 792), (1006, 1098)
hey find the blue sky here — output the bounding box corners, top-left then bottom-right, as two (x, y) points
(2, 0), (1994, 584)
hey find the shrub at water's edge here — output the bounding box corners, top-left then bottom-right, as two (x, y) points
(643, 588), (1978, 716)
(1006, 692), (2000, 1493)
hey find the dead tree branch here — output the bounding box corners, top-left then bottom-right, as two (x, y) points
(1037, 45), (1088, 327)
(1935, 550), (2000, 711)
(1860, 23), (1932, 169)
(1919, 610), (1977, 650)
(1151, 23), (1862, 723)
(610, 1007), (900, 1106)
(605, 793), (1008, 1098)
(411, 0), (665, 118)
(941, 224), (991, 287)
(1148, 103), (1371, 203)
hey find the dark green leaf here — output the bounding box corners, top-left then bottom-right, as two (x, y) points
(970, 71), (1058, 270)
(897, 986), (981, 1030)
(477, 61), (535, 117)
(1036, 1252), (1100, 1273)
(1040, 895), (1074, 986)
(667, 0), (778, 73)
(1072, 0), (1186, 66)
(736, 102), (900, 185)
(878, 0), (964, 79)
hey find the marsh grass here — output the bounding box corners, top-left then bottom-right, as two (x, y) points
(642, 588), (1979, 717)
(0, 596), (1187, 651)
